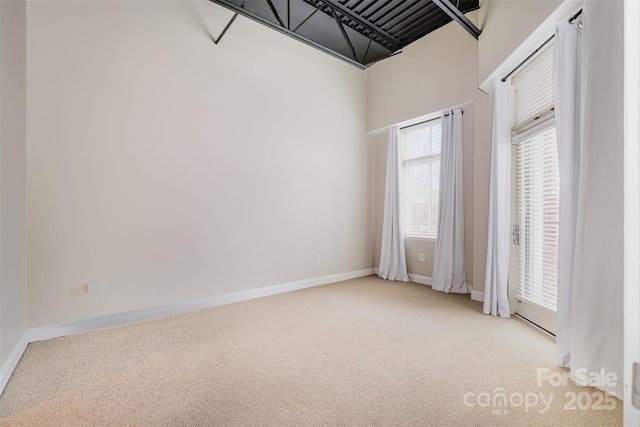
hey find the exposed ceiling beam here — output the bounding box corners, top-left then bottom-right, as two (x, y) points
(212, 12), (238, 45)
(293, 8), (319, 33)
(305, 0), (403, 51)
(209, 0), (366, 69)
(431, 0), (481, 39)
(266, 0), (286, 28)
(326, 3), (359, 62)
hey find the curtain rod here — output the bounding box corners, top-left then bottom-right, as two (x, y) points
(400, 117), (439, 130)
(501, 9), (582, 83)
(569, 8), (582, 23)
(399, 111), (463, 131)
(501, 34), (554, 82)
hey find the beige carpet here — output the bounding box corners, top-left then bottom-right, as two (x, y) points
(0, 276), (623, 426)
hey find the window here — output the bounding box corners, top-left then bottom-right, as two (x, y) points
(509, 42), (559, 333)
(400, 119), (442, 239)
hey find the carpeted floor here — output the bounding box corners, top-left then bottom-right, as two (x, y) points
(0, 276), (623, 426)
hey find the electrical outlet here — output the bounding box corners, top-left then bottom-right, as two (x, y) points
(418, 253), (426, 262)
(316, 255), (321, 263)
(87, 280), (101, 294)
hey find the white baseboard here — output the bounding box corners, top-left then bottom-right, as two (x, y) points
(471, 290), (484, 302)
(0, 268), (374, 396)
(375, 268), (473, 295)
(372, 268), (433, 286)
(408, 273), (432, 285)
(0, 334), (30, 395)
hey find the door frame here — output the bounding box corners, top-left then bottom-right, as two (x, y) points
(624, 0), (640, 422)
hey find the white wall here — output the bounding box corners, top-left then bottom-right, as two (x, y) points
(26, 0), (372, 328)
(367, 10), (485, 132)
(0, 0), (28, 367)
(368, 11), (492, 294)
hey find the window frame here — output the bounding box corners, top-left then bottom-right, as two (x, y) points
(399, 118), (442, 241)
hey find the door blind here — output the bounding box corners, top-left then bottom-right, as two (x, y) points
(513, 126), (560, 312)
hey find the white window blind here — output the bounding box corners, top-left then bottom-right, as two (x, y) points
(400, 119), (441, 238)
(512, 44), (554, 134)
(513, 126), (560, 312)
(510, 39), (559, 327)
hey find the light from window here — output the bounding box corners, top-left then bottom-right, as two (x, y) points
(400, 119), (441, 239)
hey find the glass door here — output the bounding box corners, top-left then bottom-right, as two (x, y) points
(510, 124), (559, 334)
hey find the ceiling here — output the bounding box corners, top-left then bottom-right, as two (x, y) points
(210, 0), (481, 69)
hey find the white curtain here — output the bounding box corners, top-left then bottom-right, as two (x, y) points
(379, 126), (409, 282)
(483, 78), (512, 317)
(569, 1), (623, 398)
(553, 12), (582, 368)
(432, 109), (467, 293)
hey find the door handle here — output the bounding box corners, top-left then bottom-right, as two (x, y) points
(513, 224), (520, 245)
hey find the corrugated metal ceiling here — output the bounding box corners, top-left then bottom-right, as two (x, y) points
(210, 0), (480, 68)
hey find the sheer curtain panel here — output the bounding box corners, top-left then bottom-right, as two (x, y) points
(432, 109), (467, 293)
(553, 13), (582, 368)
(570, 0), (623, 398)
(379, 126), (409, 282)
(483, 78), (512, 317)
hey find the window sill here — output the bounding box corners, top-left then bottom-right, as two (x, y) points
(404, 235), (437, 242)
